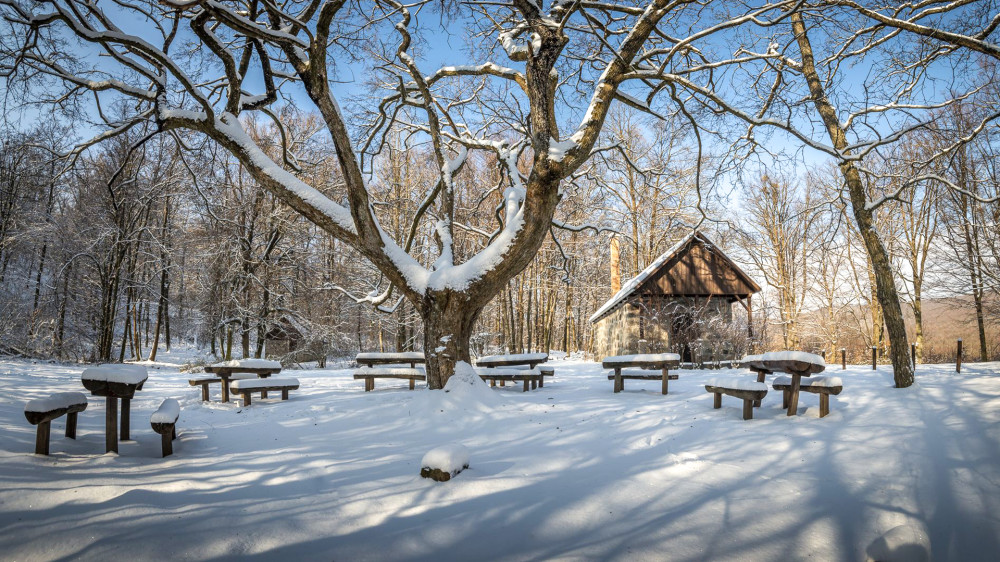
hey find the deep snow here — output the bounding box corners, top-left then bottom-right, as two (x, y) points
(1, 350), (999, 561)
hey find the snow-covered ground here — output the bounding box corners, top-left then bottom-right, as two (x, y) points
(1, 350), (999, 561)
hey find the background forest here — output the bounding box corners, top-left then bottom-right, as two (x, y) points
(2, 103), (998, 365)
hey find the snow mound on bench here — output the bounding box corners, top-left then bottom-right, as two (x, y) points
(230, 378), (299, 390)
(603, 353), (681, 364)
(151, 399), (180, 424)
(81, 364), (148, 384)
(211, 359), (281, 369)
(25, 392), (88, 413)
(421, 444), (470, 475)
(707, 378), (767, 391)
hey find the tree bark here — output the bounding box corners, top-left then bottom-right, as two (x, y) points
(792, 12), (914, 387)
(421, 290), (482, 389)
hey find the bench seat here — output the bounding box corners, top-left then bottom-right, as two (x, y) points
(150, 398), (180, 457)
(705, 379), (768, 420)
(24, 392), (88, 455)
(354, 368), (426, 391)
(477, 368), (543, 392)
(772, 376), (843, 417)
(230, 378), (300, 406)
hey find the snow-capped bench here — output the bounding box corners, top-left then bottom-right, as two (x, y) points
(23, 392), (88, 455)
(758, 351), (826, 416)
(355, 352), (425, 368)
(230, 377), (299, 406)
(354, 367), (426, 391)
(204, 359), (282, 403)
(772, 376), (843, 418)
(150, 398), (179, 457)
(705, 378), (769, 420)
(477, 368), (544, 392)
(602, 354), (681, 395)
(188, 373), (257, 401)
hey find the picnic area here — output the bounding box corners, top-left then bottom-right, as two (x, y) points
(1, 347), (999, 561)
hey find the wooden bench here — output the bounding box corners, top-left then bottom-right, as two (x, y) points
(150, 398), (180, 457)
(757, 352), (826, 416)
(602, 354), (681, 394)
(354, 368), (426, 391)
(538, 366), (554, 388)
(189, 373), (257, 401)
(230, 378), (299, 406)
(204, 361), (282, 403)
(356, 352), (425, 368)
(772, 376), (843, 418)
(705, 379), (768, 420)
(24, 392), (88, 455)
(478, 368), (543, 392)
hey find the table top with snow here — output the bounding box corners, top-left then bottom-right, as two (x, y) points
(208, 359), (282, 370)
(1, 351), (999, 561)
(602, 353), (682, 366)
(475, 352), (549, 365)
(355, 351), (425, 361)
(80, 364), (148, 385)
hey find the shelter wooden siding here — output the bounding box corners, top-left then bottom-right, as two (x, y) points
(647, 241), (756, 299)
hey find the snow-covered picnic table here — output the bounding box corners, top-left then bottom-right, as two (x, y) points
(80, 364), (149, 453)
(602, 353), (681, 394)
(203, 359), (282, 403)
(757, 351), (826, 416)
(475, 353), (549, 369)
(355, 351), (425, 368)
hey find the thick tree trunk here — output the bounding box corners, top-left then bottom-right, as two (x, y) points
(792, 12), (913, 387)
(421, 291), (482, 389)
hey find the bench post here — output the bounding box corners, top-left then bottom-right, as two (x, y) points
(221, 373), (231, 403)
(787, 374), (802, 416)
(282, 389), (289, 400)
(120, 398), (131, 441)
(201, 384), (210, 401)
(105, 396), (118, 453)
(35, 421), (51, 455)
(539, 375), (544, 388)
(242, 391), (251, 406)
(819, 394), (830, 418)
(161, 430), (173, 457)
(661, 368), (669, 395)
(66, 412), (78, 439)
(782, 389), (789, 409)
(713, 392), (722, 409)
(261, 389), (268, 399)
(409, 378), (416, 390)
(490, 378), (496, 387)
(742, 399), (754, 420)
(522, 379), (529, 392)
(614, 368), (623, 393)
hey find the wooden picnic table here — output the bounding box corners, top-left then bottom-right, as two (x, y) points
(602, 354), (681, 394)
(355, 352), (426, 368)
(80, 364), (148, 453)
(475, 353), (549, 369)
(756, 353), (825, 416)
(204, 360), (282, 403)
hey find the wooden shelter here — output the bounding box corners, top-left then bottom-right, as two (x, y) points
(590, 231), (760, 360)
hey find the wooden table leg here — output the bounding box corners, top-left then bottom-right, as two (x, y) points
(120, 398), (130, 440)
(409, 378), (415, 390)
(220, 375), (231, 403)
(614, 368), (622, 393)
(754, 372), (765, 407)
(787, 374), (802, 416)
(66, 412), (78, 439)
(106, 396), (118, 453)
(661, 368), (669, 395)
(522, 379), (529, 392)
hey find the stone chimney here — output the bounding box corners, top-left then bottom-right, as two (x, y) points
(610, 236), (621, 293)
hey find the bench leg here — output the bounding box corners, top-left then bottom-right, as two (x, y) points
(539, 376), (544, 388)
(120, 398), (130, 441)
(500, 379), (505, 387)
(754, 373), (765, 407)
(35, 421), (51, 455)
(106, 397), (118, 454)
(531, 378), (537, 390)
(201, 384), (210, 402)
(614, 369), (622, 393)
(713, 392), (722, 409)
(221, 376), (230, 403)
(782, 389), (789, 409)
(172, 426), (177, 440)
(743, 399), (754, 420)
(66, 412), (78, 439)
(161, 429), (173, 457)
(410, 378), (415, 390)
(243, 391), (251, 406)
(282, 389), (289, 400)
(523, 379), (529, 392)
(661, 368), (669, 395)
(490, 378), (495, 387)
(819, 394), (830, 418)
(261, 390), (268, 399)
